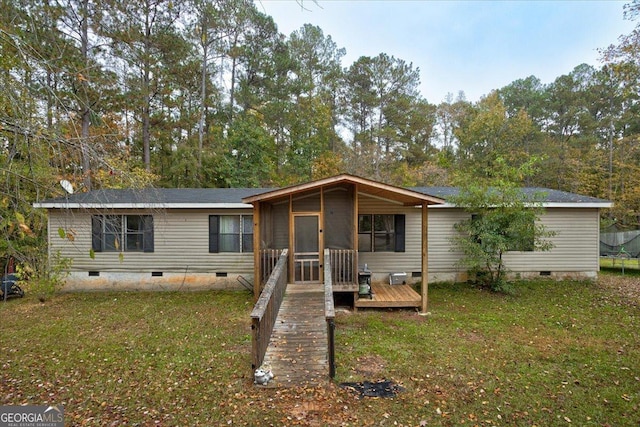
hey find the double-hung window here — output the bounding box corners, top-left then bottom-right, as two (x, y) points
(209, 215), (253, 253)
(358, 214), (405, 252)
(92, 215), (154, 252)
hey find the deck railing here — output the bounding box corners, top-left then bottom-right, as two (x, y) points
(324, 249), (336, 378)
(328, 249), (357, 286)
(250, 249), (288, 370)
(259, 249), (282, 286)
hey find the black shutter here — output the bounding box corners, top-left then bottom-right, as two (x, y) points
(91, 216), (103, 252)
(209, 215), (219, 253)
(142, 215), (154, 252)
(394, 214), (405, 252)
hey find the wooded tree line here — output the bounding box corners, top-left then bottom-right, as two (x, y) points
(3, 0), (640, 272)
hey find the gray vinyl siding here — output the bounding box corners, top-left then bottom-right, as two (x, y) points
(427, 207), (601, 274)
(49, 208), (254, 274)
(356, 195), (600, 276)
(426, 208), (467, 273)
(48, 202), (601, 279)
(501, 208), (600, 272)
(357, 195), (422, 272)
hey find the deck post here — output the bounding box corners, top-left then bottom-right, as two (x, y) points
(421, 201), (429, 314)
(327, 319), (336, 378)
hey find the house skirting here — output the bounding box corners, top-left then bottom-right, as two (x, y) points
(429, 270), (598, 283)
(61, 272), (253, 292)
(60, 269), (598, 292)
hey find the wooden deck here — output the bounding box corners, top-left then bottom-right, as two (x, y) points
(355, 283), (421, 309)
(259, 283), (329, 387)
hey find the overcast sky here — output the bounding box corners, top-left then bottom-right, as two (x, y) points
(256, 0), (636, 103)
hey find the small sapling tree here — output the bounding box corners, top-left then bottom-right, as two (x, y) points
(450, 158), (555, 292)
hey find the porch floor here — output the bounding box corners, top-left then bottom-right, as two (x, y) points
(355, 283), (421, 309)
(259, 283), (329, 388)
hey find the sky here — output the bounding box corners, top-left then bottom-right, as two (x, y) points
(256, 0), (636, 103)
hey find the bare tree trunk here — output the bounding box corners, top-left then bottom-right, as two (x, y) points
(229, 54), (237, 120)
(198, 40), (207, 171)
(229, 31), (240, 121)
(142, 16), (152, 171)
(80, 0), (92, 190)
(142, 84), (151, 170)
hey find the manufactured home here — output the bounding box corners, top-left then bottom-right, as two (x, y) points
(34, 174), (611, 310)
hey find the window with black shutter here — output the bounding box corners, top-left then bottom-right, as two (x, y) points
(209, 215), (253, 253)
(91, 215), (154, 252)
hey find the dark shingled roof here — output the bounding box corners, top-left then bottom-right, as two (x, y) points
(40, 188), (275, 205)
(37, 186), (609, 206)
(410, 187), (610, 204)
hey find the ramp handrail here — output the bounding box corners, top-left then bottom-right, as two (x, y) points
(324, 249), (336, 378)
(250, 249), (288, 370)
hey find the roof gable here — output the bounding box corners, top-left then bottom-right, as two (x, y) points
(242, 174), (445, 206)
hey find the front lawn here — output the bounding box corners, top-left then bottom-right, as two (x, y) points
(1, 276), (638, 426)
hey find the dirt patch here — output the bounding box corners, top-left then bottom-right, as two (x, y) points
(351, 354), (387, 377)
(457, 330), (485, 343)
(597, 275), (640, 307)
(267, 384), (357, 426)
(287, 400), (327, 426)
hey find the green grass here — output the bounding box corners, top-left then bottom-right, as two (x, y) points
(1, 279), (638, 426)
(600, 256), (640, 271)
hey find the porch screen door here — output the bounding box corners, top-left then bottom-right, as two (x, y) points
(293, 215), (320, 283)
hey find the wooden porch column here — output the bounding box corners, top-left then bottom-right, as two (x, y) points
(253, 201), (261, 301)
(354, 183), (360, 311)
(421, 201), (429, 314)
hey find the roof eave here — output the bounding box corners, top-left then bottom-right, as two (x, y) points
(429, 202), (613, 209)
(33, 202), (253, 209)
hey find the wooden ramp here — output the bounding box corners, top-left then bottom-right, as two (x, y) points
(355, 283), (421, 309)
(260, 283), (329, 387)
